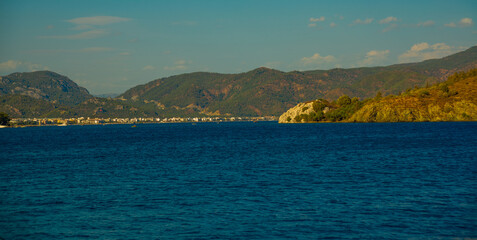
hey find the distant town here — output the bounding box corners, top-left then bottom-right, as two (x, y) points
(9, 116), (277, 127)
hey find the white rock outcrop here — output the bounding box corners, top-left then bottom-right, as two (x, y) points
(278, 101), (315, 123)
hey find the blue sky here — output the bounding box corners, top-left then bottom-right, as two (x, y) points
(1, 0), (476, 94)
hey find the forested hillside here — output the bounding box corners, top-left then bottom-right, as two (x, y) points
(120, 46), (477, 116)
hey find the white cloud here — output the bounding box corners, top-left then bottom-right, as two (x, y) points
(67, 16), (131, 26)
(445, 18), (473, 28)
(301, 53), (336, 66)
(40, 16), (130, 40)
(358, 50), (390, 66)
(382, 23), (398, 32)
(119, 52), (131, 56)
(0, 60), (48, 73)
(379, 16), (398, 24)
(410, 42), (429, 52)
(308, 16), (325, 28)
(445, 22), (457, 28)
(460, 18), (473, 26)
(79, 47), (113, 52)
(310, 16), (325, 22)
(172, 21), (197, 26)
(164, 65), (186, 71)
(0, 60), (21, 72)
(398, 42), (463, 63)
(29, 48), (114, 54)
(164, 60), (187, 71)
(142, 65), (155, 71)
(353, 18), (374, 25)
(367, 50), (390, 57)
(174, 60), (186, 65)
(40, 29), (108, 40)
(330, 22), (336, 28)
(417, 20), (435, 27)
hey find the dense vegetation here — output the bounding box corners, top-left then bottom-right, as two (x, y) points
(349, 69), (477, 122)
(0, 71), (209, 118)
(281, 68), (477, 123)
(0, 94), (208, 118)
(0, 71), (92, 106)
(0, 112), (10, 125)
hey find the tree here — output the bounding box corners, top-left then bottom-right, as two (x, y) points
(0, 112), (11, 126)
(312, 101), (326, 112)
(337, 95), (351, 106)
(375, 91), (383, 100)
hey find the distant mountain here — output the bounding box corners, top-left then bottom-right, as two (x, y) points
(120, 46), (477, 116)
(0, 71), (92, 106)
(93, 93), (120, 98)
(1, 46), (476, 118)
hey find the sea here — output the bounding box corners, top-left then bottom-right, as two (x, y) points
(0, 121), (476, 239)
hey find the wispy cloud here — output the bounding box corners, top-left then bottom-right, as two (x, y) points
(0, 60), (22, 72)
(308, 16), (325, 28)
(30, 47), (115, 54)
(0, 60), (49, 73)
(382, 24), (398, 32)
(164, 60), (187, 71)
(445, 18), (473, 28)
(417, 20), (435, 27)
(352, 18), (374, 25)
(310, 17), (325, 22)
(79, 47), (113, 52)
(358, 50), (390, 66)
(67, 16), (131, 26)
(142, 65), (155, 71)
(40, 16), (130, 40)
(377, 16), (399, 32)
(460, 18), (473, 26)
(40, 29), (108, 40)
(379, 16), (398, 24)
(301, 53), (336, 66)
(330, 22), (337, 28)
(172, 21), (197, 26)
(398, 42), (464, 63)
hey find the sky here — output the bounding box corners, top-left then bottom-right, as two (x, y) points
(1, 0), (476, 94)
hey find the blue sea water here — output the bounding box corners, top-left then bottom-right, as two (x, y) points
(0, 122), (476, 239)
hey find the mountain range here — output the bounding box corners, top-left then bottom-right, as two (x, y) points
(119, 46), (477, 116)
(279, 68), (477, 123)
(0, 46), (476, 118)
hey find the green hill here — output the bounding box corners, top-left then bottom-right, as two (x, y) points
(279, 69), (477, 123)
(0, 94), (205, 119)
(0, 71), (205, 118)
(0, 71), (92, 106)
(0, 94), (58, 118)
(120, 46), (477, 116)
(349, 69), (477, 122)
